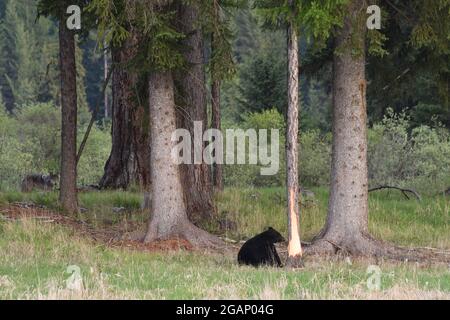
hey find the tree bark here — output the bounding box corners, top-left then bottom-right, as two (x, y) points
(304, 0), (450, 263)
(310, 0), (374, 255)
(99, 34), (151, 191)
(144, 71), (221, 248)
(104, 44), (109, 119)
(59, 21), (78, 214)
(175, 3), (216, 224)
(211, 78), (223, 191)
(285, 19), (303, 268)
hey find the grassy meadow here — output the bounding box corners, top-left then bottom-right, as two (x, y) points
(0, 187), (449, 299)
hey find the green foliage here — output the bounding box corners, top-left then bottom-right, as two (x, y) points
(0, 103), (111, 191)
(16, 103), (61, 173)
(241, 108), (286, 130)
(238, 49), (287, 113)
(85, 0), (130, 47)
(301, 76), (332, 132)
(0, 0), (47, 109)
(87, 0), (186, 71)
(0, 108), (33, 190)
(201, 0), (242, 81)
(231, 8), (261, 62)
(299, 130), (331, 186)
(254, 0), (347, 45)
(367, 29), (388, 57)
(223, 107), (450, 192)
(77, 124), (112, 186)
(223, 108), (330, 188)
(224, 109), (286, 187)
(410, 0), (450, 56)
(0, 1), (90, 113)
(368, 108), (450, 194)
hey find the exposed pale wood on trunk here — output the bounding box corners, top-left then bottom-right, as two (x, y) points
(285, 17), (303, 268)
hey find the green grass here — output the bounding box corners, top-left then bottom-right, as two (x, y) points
(0, 219), (449, 299)
(217, 187), (450, 248)
(0, 188), (449, 299)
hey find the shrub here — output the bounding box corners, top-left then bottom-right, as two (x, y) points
(0, 103), (111, 191)
(0, 108), (33, 190)
(368, 108), (450, 194)
(224, 109), (332, 188)
(77, 124), (111, 185)
(299, 130), (331, 187)
(224, 109), (286, 187)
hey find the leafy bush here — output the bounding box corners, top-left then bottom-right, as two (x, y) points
(224, 109), (331, 188)
(77, 124), (111, 185)
(16, 103), (61, 173)
(224, 108), (450, 193)
(299, 130), (331, 187)
(224, 109), (286, 187)
(368, 109), (450, 193)
(0, 108), (33, 190)
(0, 103), (111, 191)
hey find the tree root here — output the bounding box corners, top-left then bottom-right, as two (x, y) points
(178, 221), (225, 249)
(143, 219), (225, 250)
(304, 235), (450, 264)
(285, 255), (305, 269)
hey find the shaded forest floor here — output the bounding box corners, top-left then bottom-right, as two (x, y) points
(0, 188), (449, 299)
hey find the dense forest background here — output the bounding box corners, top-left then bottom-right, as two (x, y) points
(0, 0), (449, 193)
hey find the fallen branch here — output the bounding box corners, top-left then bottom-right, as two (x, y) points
(369, 185), (421, 201)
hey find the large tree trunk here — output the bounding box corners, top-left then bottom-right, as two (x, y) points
(99, 34), (151, 191)
(59, 21), (78, 213)
(285, 18), (303, 268)
(144, 71), (221, 248)
(305, 1), (450, 263)
(175, 3), (215, 224)
(310, 0), (374, 254)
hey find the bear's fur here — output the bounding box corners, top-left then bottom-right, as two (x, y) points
(238, 227), (285, 267)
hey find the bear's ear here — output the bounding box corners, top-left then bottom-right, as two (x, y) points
(267, 227), (274, 231)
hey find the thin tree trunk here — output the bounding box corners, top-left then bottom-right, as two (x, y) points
(144, 71), (221, 248)
(99, 34), (151, 190)
(175, 3), (215, 224)
(211, 78), (223, 191)
(59, 21), (78, 214)
(310, 0), (373, 255)
(285, 20), (303, 268)
(104, 44), (109, 119)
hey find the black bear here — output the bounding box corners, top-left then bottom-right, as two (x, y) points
(238, 227), (285, 267)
